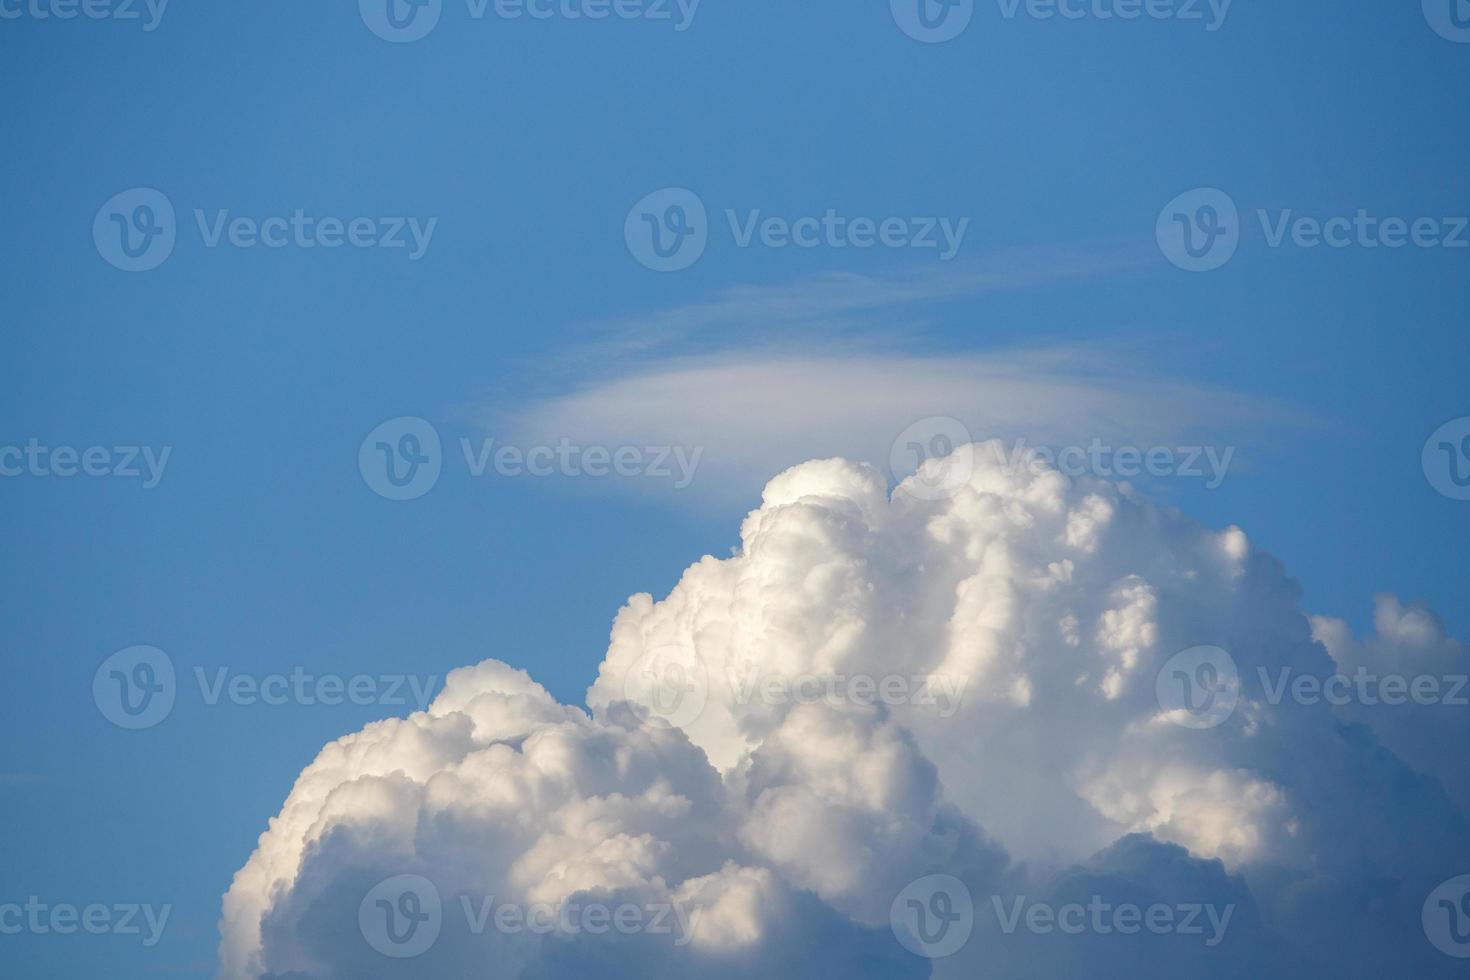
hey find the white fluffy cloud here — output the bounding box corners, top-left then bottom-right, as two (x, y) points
(220, 444), (1470, 979)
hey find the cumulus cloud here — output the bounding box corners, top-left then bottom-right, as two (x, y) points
(1313, 596), (1470, 812)
(221, 444), (1470, 979)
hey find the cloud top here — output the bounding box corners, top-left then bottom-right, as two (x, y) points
(221, 443), (1470, 979)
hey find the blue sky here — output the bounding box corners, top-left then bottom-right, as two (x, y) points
(2, 2), (1468, 977)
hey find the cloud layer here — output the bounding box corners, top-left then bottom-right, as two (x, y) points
(495, 350), (1307, 505)
(220, 443), (1470, 979)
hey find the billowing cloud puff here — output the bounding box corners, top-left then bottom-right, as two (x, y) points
(1313, 596), (1470, 814)
(219, 662), (968, 980)
(220, 444), (1470, 979)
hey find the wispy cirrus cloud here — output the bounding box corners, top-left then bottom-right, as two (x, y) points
(564, 242), (1153, 368)
(465, 245), (1309, 506)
